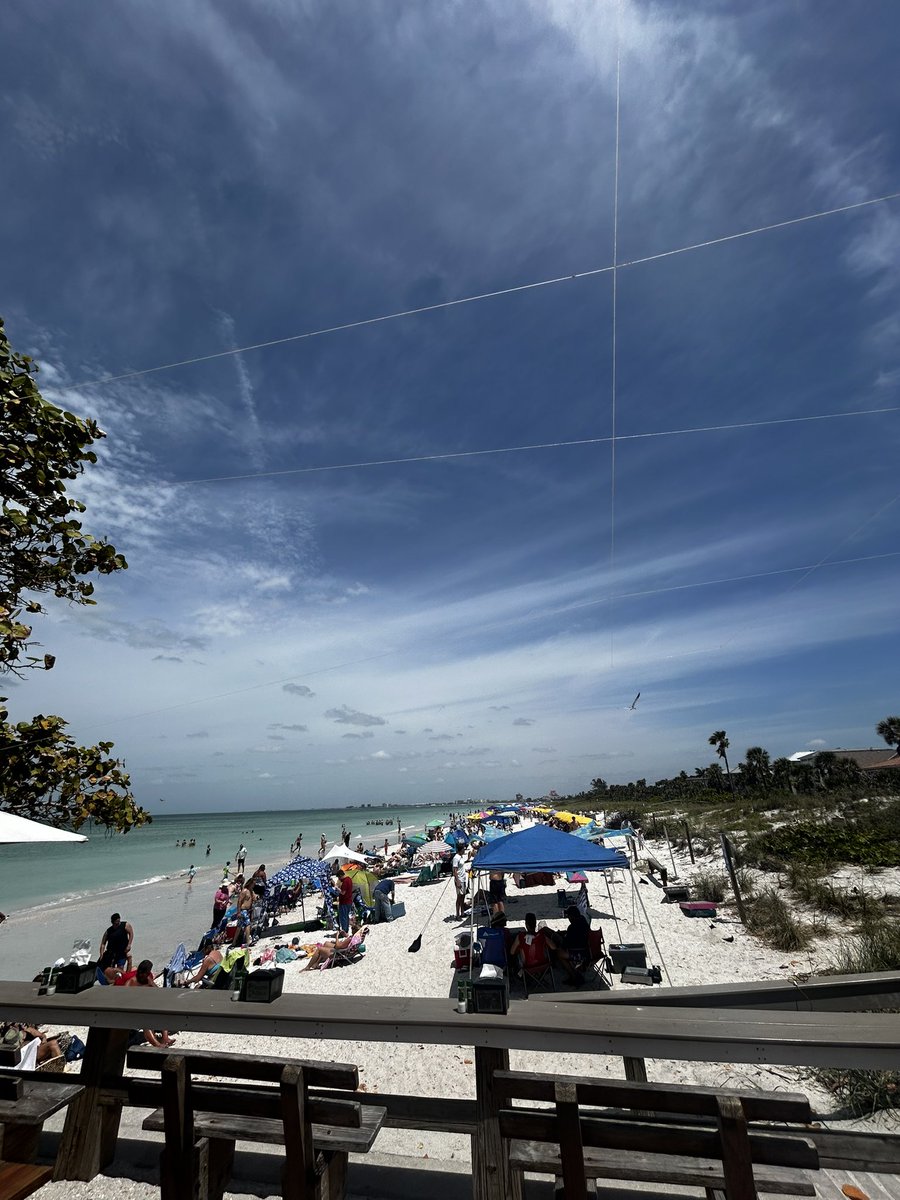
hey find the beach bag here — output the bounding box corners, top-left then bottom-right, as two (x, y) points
(64, 1035), (86, 1063)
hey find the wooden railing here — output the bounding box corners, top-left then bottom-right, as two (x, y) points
(1, 980), (900, 1199)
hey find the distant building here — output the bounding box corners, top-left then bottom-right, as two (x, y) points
(790, 748), (900, 771)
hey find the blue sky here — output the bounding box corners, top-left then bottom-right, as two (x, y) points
(2, 1), (899, 812)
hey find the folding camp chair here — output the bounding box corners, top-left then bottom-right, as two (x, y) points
(518, 936), (556, 996)
(475, 927), (508, 974)
(320, 929), (367, 969)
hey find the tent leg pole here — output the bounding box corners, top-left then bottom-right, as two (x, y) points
(633, 874), (672, 986)
(606, 873), (621, 942)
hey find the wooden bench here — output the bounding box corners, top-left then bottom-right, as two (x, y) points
(127, 1048), (386, 1200)
(0, 1074), (84, 1200)
(495, 1069), (819, 1200)
(0, 1075), (84, 1166)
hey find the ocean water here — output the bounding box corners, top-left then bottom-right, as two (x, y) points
(0, 804), (453, 981)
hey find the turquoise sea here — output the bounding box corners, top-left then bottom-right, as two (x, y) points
(0, 804), (455, 981)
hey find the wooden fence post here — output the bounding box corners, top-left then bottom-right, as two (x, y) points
(719, 831), (747, 925)
(663, 825), (678, 880)
(683, 820), (695, 864)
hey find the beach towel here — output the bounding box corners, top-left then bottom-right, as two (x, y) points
(163, 944), (188, 984)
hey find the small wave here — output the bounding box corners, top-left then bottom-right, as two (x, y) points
(16, 873), (172, 916)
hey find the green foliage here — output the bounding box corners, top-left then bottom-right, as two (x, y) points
(825, 918), (900, 975)
(742, 801), (900, 870)
(0, 317), (127, 672)
(810, 917), (900, 1116)
(877, 716), (900, 752)
(0, 701), (147, 834)
(0, 318), (147, 835)
(690, 869), (728, 903)
(785, 862), (884, 923)
(809, 1066), (900, 1117)
(747, 887), (816, 952)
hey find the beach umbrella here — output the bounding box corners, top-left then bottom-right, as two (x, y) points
(416, 840), (453, 859)
(445, 829), (469, 847)
(425, 818), (444, 828)
(343, 864), (380, 906)
(0, 811), (87, 844)
(402, 834), (427, 847)
(478, 824), (505, 842)
(321, 844), (369, 865)
(573, 814), (592, 826)
(554, 811), (577, 824)
(266, 854), (331, 892)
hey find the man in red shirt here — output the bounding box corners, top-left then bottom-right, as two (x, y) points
(337, 869), (354, 933)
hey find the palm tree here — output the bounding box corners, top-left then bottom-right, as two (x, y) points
(744, 746), (772, 794)
(876, 716), (900, 758)
(814, 750), (837, 791)
(771, 757), (794, 794)
(708, 730), (736, 798)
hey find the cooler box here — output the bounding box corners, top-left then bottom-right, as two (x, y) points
(453, 932), (472, 970)
(470, 976), (509, 1015)
(624, 964), (667, 984)
(608, 943), (647, 974)
(241, 968), (284, 1004)
(663, 885), (690, 903)
(391, 901), (406, 919)
(622, 966), (657, 986)
(680, 901), (717, 918)
(56, 962), (97, 994)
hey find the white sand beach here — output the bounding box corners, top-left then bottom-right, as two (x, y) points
(27, 822), (899, 1200)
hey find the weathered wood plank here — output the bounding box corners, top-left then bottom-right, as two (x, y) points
(554, 1082), (588, 1200)
(493, 1069), (812, 1122)
(280, 1065), (314, 1200)
(716, 1093), (757, 1200)
(472, 1046), (523, 1200)
(53, 1026), (129, 1182)
(497, 1109), (818, 1169)
(0, 1079), (82, 1123)
(113, 1077), (361, 1127)
(0, 1162), (53, 1200)
(5, 981), (900, 1070)
(507, 1141), (817, 1196)
(128, 1046), (358, 1090)
(141, 1104), (385, 1152)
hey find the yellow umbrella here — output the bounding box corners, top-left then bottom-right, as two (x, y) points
(554, 811), (577, 824)
(573, 814), (592, 826)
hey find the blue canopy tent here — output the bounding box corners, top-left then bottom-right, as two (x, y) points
(472, 824), (630, 942)
(472, 824), (629, 872)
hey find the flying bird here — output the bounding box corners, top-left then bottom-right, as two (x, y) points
(628, 693), (641, 710)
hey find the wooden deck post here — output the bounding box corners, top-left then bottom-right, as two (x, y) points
(53, 1026), (129, 1182)
(472, 1046), (523, 1200)
(715, 1094), (756, 1200)
(623, 1056), (648, 1083)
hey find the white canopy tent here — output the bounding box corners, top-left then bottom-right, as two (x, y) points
(320, 844), (369, 865)
(0, 811), (87, 845)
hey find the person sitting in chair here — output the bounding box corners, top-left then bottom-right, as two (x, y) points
(509, 912), (550, 971)
(183, 940), (224, 987)
(304, 927), (368, 970)
(1, 1022), (62, 1066)
(115, 961), (177, 1047)
(547, 906), (591, 986)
